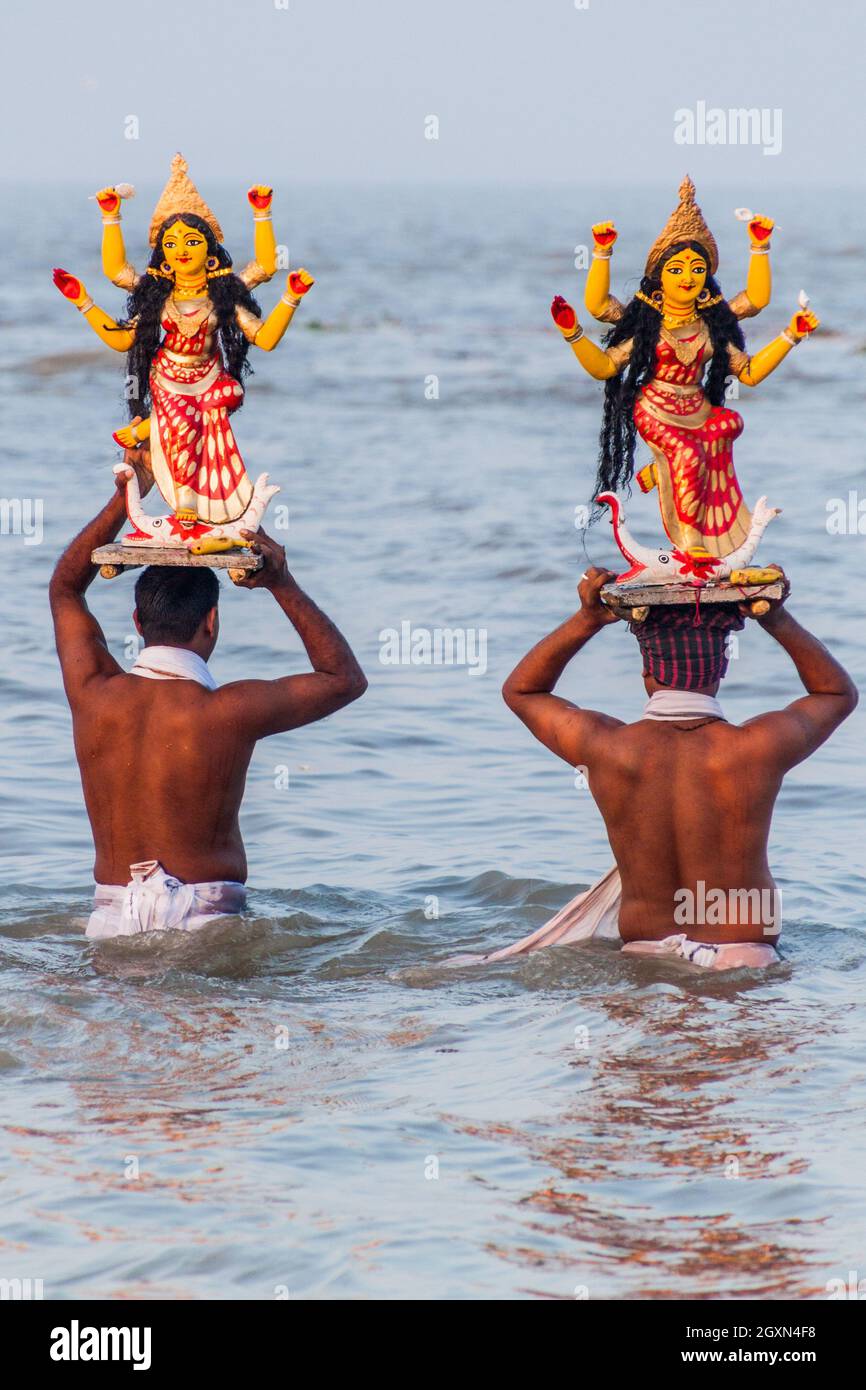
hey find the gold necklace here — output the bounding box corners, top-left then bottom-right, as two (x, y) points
(662, 310), (700, 331)
(166, 296), (211, 337)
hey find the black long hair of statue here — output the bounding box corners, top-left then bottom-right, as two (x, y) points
(595, 239), (746, 501)
(119, 214), (262, 419)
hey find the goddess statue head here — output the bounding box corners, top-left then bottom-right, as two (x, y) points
(118, 156), (262, 419)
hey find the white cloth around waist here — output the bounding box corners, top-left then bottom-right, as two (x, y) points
(87, 860), (246, 938)
(445, 866), (780, 971)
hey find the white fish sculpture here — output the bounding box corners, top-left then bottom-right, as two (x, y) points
(114, 463), (279, 552)
(596, 490), (780, 585)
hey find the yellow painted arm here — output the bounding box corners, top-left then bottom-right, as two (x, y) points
(81, 299), (135, 352)
(52, 270), (134, 352)
(253, 270), (314, 352)
(745, 249), (772, 312)
(551, 296), (619, 380)
(94, 188), (137, 288)
(736, 310), (819, 387)
(738, 336), (791, 387)
(744, 215), (774, 312)
(248, 186), (277, 280)
(584, 222), (620, 322)
(568, 332), (620, 381)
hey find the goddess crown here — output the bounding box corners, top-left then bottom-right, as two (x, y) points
(148, 153), (223, 247)
(645, 176), (718, 277)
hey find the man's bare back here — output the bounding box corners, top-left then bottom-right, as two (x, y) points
(581, 718), (781, 943)
(73, 677), (255, 885)
(503, 568), (857, 947)
(51, 451), (366, 891)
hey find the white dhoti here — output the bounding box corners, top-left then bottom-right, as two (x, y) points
(445, 867), (779, 971)
(86, 861), (246, 939)
(445, 865), (622, 967)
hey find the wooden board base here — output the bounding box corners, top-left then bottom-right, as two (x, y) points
(601, 579), (785, 622)
(91, 545), (263, 582)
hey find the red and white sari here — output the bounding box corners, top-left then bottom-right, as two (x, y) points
(148, 299), (255, 525)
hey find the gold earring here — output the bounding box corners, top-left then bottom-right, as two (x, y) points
(160, 261), (174, 277)
(635, 289), (664, 313)
(206, 255), (220, 272)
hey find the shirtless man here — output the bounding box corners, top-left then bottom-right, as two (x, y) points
(501, 568), (858, 968)
(49, 446), (367, 937)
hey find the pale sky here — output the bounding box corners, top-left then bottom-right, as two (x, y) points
(1, 0), (862, 185)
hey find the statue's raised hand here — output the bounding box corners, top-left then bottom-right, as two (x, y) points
(789, 307), (819, 339)
(95, 187), (122, 217)
(748, 214), (774, 248)
(551, 295), (581, 337)
(287, 268), (314, 299)
(247, 185), (273, 213)
(52, 268), (88, 307)
(591, 221), (618, 250)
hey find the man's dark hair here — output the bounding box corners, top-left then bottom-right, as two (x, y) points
(134, 566), (220, 645)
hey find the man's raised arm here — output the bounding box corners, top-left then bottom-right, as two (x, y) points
(501, 567), (623, 767)
(216, 529), (367, 738)
(49, 442), (153, 700)
(742, 603), (858, 770)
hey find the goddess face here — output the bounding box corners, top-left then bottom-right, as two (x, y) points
(160, 220), (209, 278)
(659, 246), (708, 309)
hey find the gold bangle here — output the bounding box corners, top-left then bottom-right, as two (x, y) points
(281, 294), (301, 308)
(253, 213), (273, 222)
(101, 215), (122, 226)
(77, 296), (94, 313)
(592, 249), (612, 260)
(749, 246), (770, 255)
(780, 329), (798, 346)
(564, 325), (584, 343)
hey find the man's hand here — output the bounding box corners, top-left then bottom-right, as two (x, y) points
(578, 566), (621, 626)
(738, 564), (789, 623)
(236, 528), (292, 590)
(114, 425), (154, 499)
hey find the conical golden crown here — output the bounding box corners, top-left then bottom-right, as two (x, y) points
(644, 176), (718, 277)
(148, 153), (223, 247)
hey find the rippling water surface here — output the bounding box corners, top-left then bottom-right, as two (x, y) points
(1, 183), (864, 1298)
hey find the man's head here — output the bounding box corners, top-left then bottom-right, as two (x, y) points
(133, 566), (220, 659)
(630, 604), (745, 696)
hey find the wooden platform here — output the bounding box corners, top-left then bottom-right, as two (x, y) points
(601, 579), (785, 621)
(91, 545), (263, 582)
